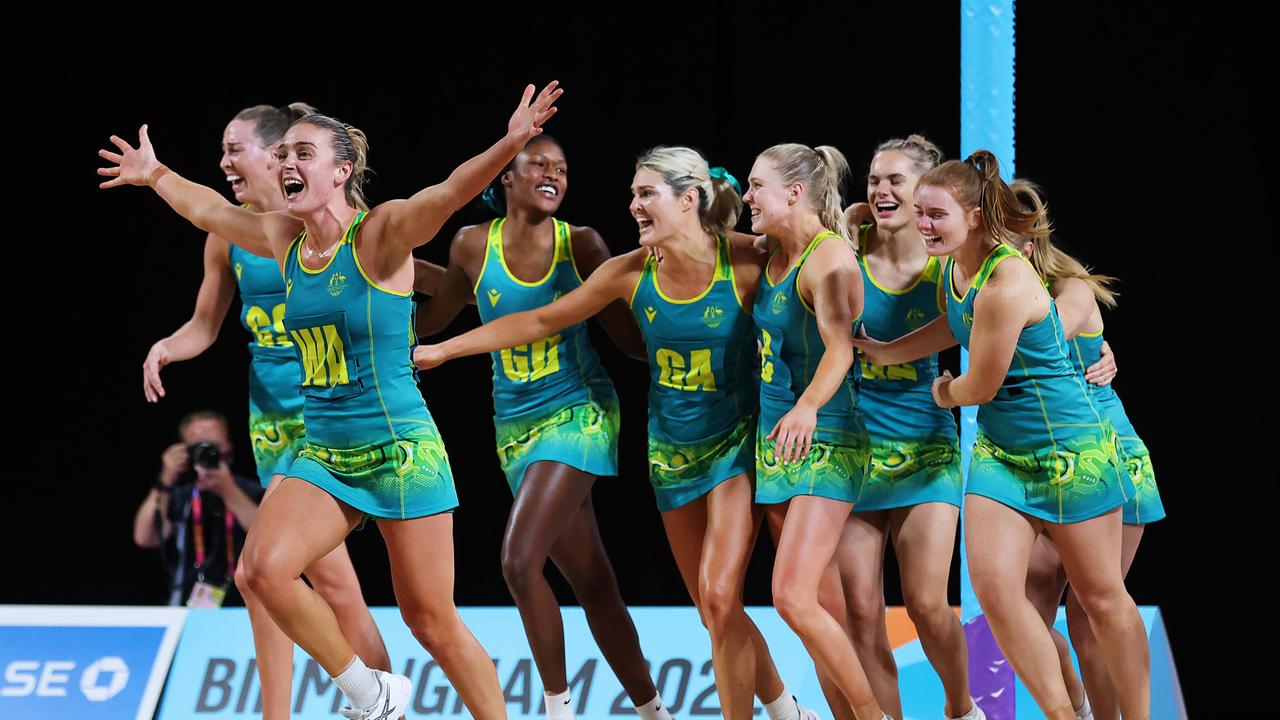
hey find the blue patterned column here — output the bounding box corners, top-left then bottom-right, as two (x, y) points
(960, 1), (1017, 717)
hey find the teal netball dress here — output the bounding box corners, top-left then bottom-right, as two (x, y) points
(946, 244), (1130, 523)
(1068, 331), (1164, 525)
(854, 233), (962, 511)
(282, 211), (456, 519)
(754, 232), (869, 505)
(229, 243), (306, 486)
(474, 218), (620, 492)
(629, 236), (757, 511)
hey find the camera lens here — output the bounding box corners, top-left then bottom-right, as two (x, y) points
(188, 442), (222, 469)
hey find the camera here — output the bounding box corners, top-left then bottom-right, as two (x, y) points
(188, 441), (223, 469)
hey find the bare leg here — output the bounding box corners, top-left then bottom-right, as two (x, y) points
(769, 505), (856, 720)
(240, 477), (363, 673)
(890, 503), (971, 718)
(501, 461), (656, 703)
(1062, 523), (1147, 720)
(964, 495), (1075, 719)
(1026, 533), (1085, 711)
(770, 498), (882, 720)
(835, 511), (901, 718)
(237, 474), (391, 719)
(663, 484), (794, 716)
(379, 513), (506, 720)
(546, 488), (659, 704)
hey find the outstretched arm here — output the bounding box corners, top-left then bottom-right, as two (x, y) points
(370, 83), (563, 257)
(414, 252), (642, 370)
(98, 125), (298, 260)
(571, 227), (646, 361)
(852, 315), (958, 366)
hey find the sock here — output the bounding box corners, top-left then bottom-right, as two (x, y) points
(544, 688), (574, 720)
(763, 686), (801, 720)
(948, 697), (982, 720)
(635, 693), (674, 720)
(332, 656), (381, 710)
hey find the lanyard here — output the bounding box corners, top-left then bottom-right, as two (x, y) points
(190, 487), (236, 581)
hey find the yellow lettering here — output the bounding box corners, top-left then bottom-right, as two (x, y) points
(322, 325), (349, 385)
(655, 348), (685, 389)
(860, 359), (918, 382)
(760, 329), (775, 383)
(500, 335), (563, 382)
(685, 349), (716, 391)
(291, 328), (322, 386)
(656, 347), (717, 392)
(246, 306), (274, 346)
(290, 324), (350, 388)
(270, 304), (290, 346)
(248, 304), (292, 347)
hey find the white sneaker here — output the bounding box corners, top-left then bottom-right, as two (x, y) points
(948, 698), (986, 720)
(796, 699), (822, 720)
(339, 670), (412, 720)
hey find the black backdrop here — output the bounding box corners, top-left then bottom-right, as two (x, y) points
(13, 5), (1254, 713)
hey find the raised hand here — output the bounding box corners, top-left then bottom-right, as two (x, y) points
(98, 124), (164, 189)
(507, 82), (563, 144)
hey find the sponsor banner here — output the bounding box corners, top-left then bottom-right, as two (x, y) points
(161, 606), (954, 718)
(0, 605), (187, 720)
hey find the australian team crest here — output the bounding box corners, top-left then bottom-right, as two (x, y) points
(327, 271), (348, 297)
(702, 305), (725, 329)
(770, 292), (788, 315)
(906, 308), (927, 328)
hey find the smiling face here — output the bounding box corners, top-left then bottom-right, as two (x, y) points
(629, 167), (696, 247)
(914, 183), (981, 256)
(742, 158), (795, 235)
(866, 150), (922, 234)
(275, 123), (350, 215)
(220, 118), (279, 208)
(503, 139), (567, 215)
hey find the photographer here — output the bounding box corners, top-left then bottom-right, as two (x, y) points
(133, 410), (263, 606)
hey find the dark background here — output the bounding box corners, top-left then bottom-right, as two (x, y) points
(12, 4), (1253, 714)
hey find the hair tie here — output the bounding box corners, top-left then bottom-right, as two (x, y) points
(481, 186), (505, 215)
(708, 166), (741, 195)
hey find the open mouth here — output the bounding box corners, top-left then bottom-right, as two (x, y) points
(636, 217), (654, 232)
(227, 174), (246, 193)
(875, 202), (900, 218)
(282, 177), (305, 200)
(923, 234), (943, 247)
(534, 183), (559, 198)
